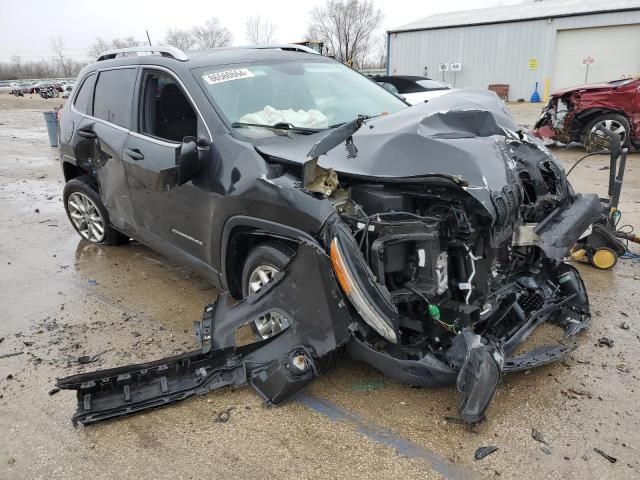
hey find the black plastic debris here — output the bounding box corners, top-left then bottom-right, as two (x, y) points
(597, 337), (614, 348)
(474, 446), (499, 460)
(77, 350), (111, 364)
(532, 428), (548, 445)
(593, 447), (617, 463)
(48, 387), (60, 396)
(619, 322), (630, 330)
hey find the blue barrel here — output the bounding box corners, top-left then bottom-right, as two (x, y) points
(43, 111), (59, 147)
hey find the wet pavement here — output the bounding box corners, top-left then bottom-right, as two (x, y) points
(1, 97), (639, 479)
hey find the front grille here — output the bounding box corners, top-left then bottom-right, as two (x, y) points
(518, 291), (545, 313)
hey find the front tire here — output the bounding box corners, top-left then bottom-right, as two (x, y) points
(583, 113), (630, 152)
(63, 175), (128, 245)
(241, 242), (294, 339)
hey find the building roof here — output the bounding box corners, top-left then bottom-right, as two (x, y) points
(389, 0), (640, 33)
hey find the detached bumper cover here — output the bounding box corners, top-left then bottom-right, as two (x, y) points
(57, 242), (351, 426)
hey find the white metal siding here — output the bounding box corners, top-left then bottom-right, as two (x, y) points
(389, 11), (640, 101)
(551, 25), (640, 89)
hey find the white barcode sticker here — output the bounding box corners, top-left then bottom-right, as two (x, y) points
(202, 68), (254, 85)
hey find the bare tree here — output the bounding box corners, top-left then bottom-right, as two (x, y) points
(245, 15), (276, 45)
(88, 37), (141, 59)
(88, 38), (111, 59)
(164, 28), (196, 51)
(50, 35), (69, 77)
(307, 0), (382, 68)
(0, 56), (88, 80)
(111, 36), (141, 49)
(192, 17), (233, 49)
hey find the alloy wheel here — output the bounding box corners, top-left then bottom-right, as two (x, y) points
(590, 119), (627, 146)
(67, 192), (105, 243)
(248, 265), (290, 338)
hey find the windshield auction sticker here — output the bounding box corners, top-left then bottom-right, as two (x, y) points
(202, 69), (255, 85)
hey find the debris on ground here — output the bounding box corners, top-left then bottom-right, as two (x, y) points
(561, 387), (593, 399)
(48, 386), (60, 396)
(619, 322), (630, 330)
(597, 337), (614, 348)
(76, 349), (112, 364)
(444, 416), (468, 425)
(214, 407), (235, 423)
(0, 351), (24, 359)
(351, 380), (385, 392)
(593, 447), (617, 463)
(540, 446), (552, 455)
(617, 364), (631, 374)
(474, 445), (499, 460)
(532, 428), (549, 445)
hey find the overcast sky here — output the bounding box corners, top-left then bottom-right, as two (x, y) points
(0, 0), (522, 61)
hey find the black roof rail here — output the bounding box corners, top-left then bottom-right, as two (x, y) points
(97, 46), (188, 62)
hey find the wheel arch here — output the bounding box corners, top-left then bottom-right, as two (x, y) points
(573, 108), (630, 140)
(220, 216), (320, 299)
(61, 157), (93, 183)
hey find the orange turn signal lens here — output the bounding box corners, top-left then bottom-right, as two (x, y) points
(330, 237), (352, 296)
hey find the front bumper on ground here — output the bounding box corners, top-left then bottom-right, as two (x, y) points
(57, 242), (351, 425)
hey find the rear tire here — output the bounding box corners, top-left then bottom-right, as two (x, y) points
(583, 113), (631, 152)
(63, 175), (128, 246)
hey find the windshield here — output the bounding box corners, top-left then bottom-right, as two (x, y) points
(196, 60), (407, 136)
(416, 79), (449, 90)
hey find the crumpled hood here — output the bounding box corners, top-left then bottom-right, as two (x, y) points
(256, 88), (523, 195)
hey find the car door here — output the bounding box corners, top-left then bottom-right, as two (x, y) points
(71, 67), (138, 234)
(122, 67), (216, 265)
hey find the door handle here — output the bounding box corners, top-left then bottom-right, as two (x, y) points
(77, 128), (96, 140)
(125, 148), (145, 161)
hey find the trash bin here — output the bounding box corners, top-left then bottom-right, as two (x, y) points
(43, 111), (59, 147)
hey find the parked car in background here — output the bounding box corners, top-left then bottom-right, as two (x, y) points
(374, 75), (453, 104)
(534, 77), (640, 151)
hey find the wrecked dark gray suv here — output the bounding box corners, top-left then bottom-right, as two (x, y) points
(56, 46), (604, 425)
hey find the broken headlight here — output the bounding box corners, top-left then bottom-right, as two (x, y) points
(330, 237), (398, 343)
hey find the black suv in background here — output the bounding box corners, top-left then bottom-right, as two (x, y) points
(57, 45), (603, 425)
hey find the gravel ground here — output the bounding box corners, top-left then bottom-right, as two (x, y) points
(0, 95), (639, 479)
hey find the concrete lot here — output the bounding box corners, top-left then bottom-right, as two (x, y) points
(1, 95), (639, 479)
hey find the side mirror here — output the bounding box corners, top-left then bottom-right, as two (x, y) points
(155, 136), (212, 192)
(177, 136), (211, 186)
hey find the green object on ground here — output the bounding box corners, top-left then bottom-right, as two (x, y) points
(351, 380), (385, 392)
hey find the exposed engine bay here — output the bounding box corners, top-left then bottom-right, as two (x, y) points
(57, 90), (609, 426)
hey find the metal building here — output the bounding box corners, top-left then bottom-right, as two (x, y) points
(387, 0), (640, 102)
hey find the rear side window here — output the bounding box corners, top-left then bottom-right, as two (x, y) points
(93, 69), (136, 128)
(73, 73), (96, 114)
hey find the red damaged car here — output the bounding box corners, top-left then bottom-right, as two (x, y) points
(534, 77), (640, 151)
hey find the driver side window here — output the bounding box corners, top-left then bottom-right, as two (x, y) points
(139, 70), (197, 143)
